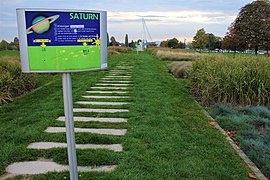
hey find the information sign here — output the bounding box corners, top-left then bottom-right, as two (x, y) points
(17, 9), (107, 72)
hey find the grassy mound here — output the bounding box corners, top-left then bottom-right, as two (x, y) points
(167, 61), (192, 78)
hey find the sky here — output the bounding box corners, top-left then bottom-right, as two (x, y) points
(0, 0), (252, 43)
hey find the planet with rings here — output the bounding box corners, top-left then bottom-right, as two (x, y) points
(27, 15), (59, 34)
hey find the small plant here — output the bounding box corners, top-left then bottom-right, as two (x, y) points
(210, 104), (270, 178)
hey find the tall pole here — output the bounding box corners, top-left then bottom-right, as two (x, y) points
(62, 73), (78, 180)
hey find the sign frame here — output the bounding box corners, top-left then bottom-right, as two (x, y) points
(16, 8), (107, 73)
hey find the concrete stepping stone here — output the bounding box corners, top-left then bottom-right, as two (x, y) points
(110, 70), (132, 73)
(5, 160), (116, 175)
(105, 76), (131, 78)
(115, 66), (133, 68)
(28, 142), (123, 152)
(57, 116), (128, 123)
(86, 91), (128, 94)
(73, 108), (129, 113)
(90, 87), (128, 90)
(45, 127), (127, 135)
(108, 72), (132, 74)
(101, 78), (130, 80)
(96, 84), (130, 86)
(82, 96), (130, 99)
(76, 101), (130, 105)
(98, 81), (131, 83)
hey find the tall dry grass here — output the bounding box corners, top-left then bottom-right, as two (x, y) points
(190, 54), (270, 106)
(0, 56), (36, 104)
(147, 47), (201, 61)
(156, 50), (201, 61)
(108, 46), (131, 55)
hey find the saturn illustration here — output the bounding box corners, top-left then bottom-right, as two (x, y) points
(27, 15), (60, 34)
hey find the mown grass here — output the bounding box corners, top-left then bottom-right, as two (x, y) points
(210, 104), (270, 178)
(0, 52), (251, 179)
(0, 50), (19, 57)
(190, 54), (270, 106)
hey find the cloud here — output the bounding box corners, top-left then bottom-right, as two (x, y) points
(108, 10), (236, 25)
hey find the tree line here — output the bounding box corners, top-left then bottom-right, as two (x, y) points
(191, 0), (270, 55)
(0, 37), (19, 51)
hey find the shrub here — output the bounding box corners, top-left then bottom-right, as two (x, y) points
(167, 61), (192, 78)
(190, 55), (270, 106)
(0, 56), (37, 104)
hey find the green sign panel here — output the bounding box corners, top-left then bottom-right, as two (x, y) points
(16, 9), (107, 73)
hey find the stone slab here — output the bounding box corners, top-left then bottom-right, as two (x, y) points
(99, 81), (131, 83)
(57, 116), (128, 123)
(108, 73), (131, 75)
(45, 127), (127, 135)
(101, 77), (130, 81)
(73, 108), (129, 113)
(91, 87), (128, 90)
(95, 84), (130, 86)
(110, 70), (132, 73)
(5, 160), (116, 175)
(28, 142), (123, 152)
(76, 101), (130, 105)
(105, 76), (131, 78)
(82, 96), (130, 99)
(86, 91), (128, 94)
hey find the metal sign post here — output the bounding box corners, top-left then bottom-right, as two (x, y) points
(62, 73), (78, 180)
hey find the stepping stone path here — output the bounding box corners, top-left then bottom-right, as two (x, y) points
(3, 64), (133, 178)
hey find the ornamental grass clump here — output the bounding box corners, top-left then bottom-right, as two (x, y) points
(167, 61), (192, 78)
(190, 55), (270, 106)
(0, 56), (36, 104)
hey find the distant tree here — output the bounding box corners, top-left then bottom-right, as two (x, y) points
(214, 37), (223, 51)
(160, 39), (169, 47)
(110, 36), (119, 46)
(191, 28), (208, 52)
(129, 40), (135, 48)
(0, 40), (8, 51)
(168, 38), (179, 48)
(8, 42), (16, 50)
(230, 0), (270, 55)
(107, 33), (109, 47)
(125, 34), (129, 47)
(14, 37), (19, 51)
(178, 41), (185, 49)
(223, 31), (247, 57)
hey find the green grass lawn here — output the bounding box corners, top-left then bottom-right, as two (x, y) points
(0, 50), (20, 57)
(0, 52), (251, 179)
